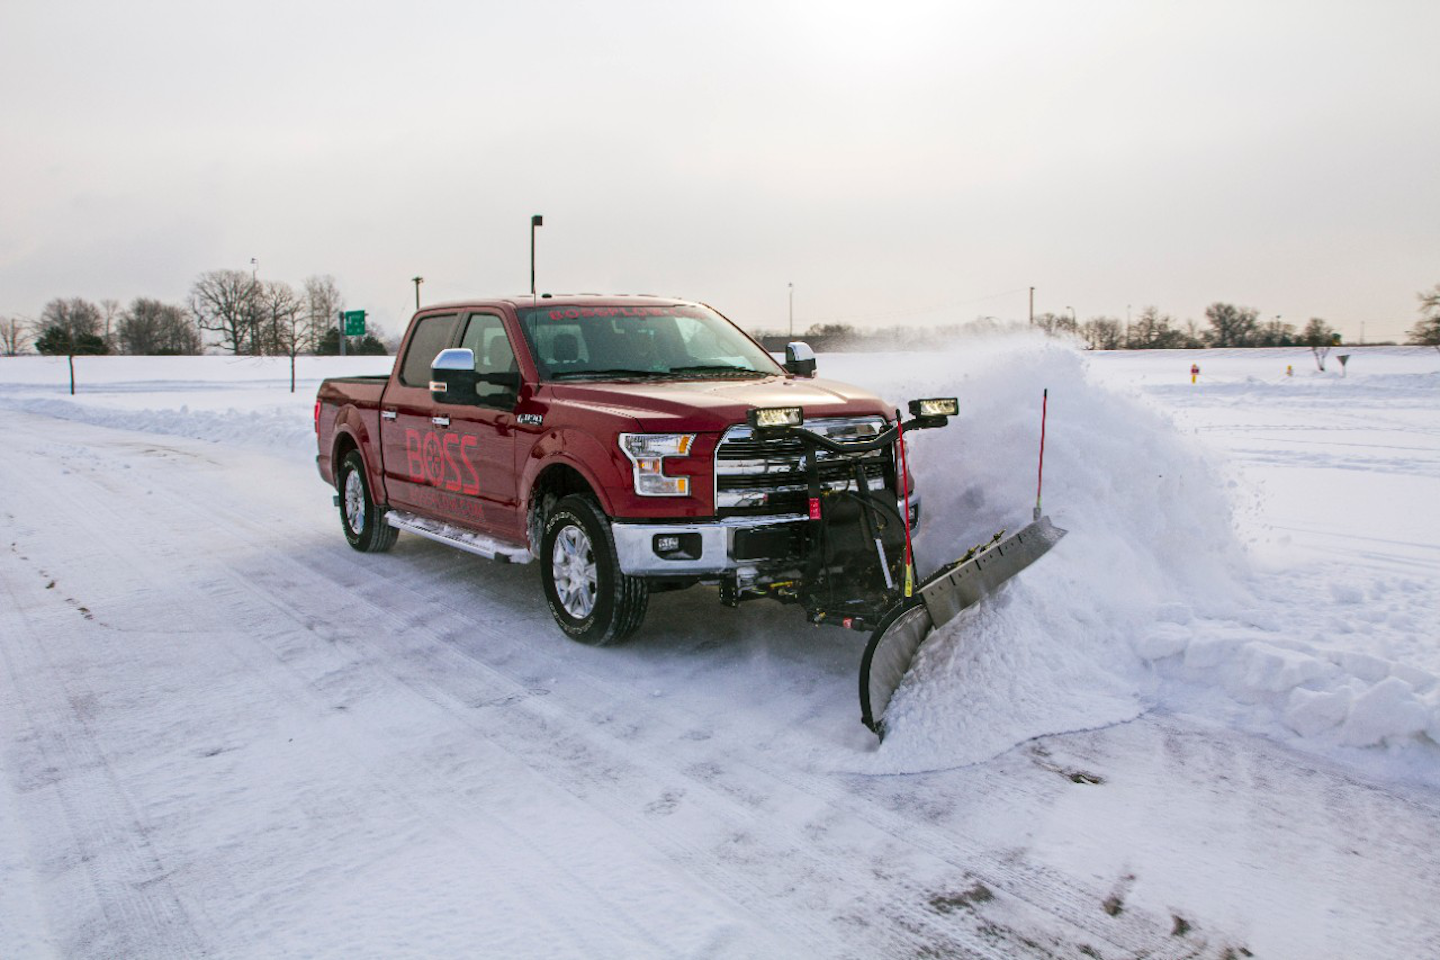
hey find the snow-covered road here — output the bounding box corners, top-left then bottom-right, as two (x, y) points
(2, 345), (1438, 958)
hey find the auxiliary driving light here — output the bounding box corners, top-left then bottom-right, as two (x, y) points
(909, 397), (958, 418)
(748, 406), (804, 430)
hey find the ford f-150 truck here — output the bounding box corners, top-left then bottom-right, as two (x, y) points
(315, 294), (922, 643)
(316, 294), (1066, 735)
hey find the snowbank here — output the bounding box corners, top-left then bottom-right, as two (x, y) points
(2, 347), (1436, 780)
(823, 340), (1245, 771)
(821, 339), (1439, 776)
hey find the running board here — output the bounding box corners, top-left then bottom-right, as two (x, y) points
(385, 510), (533, 564)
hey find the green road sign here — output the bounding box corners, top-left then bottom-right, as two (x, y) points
(341, 310), (366, 336)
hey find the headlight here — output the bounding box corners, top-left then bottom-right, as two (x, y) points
(747, 406), (804, 429)
(619, 433), (696, 496)
(909, 397), (958, 418)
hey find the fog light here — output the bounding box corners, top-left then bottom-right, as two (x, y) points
(652, 532), (701, 560)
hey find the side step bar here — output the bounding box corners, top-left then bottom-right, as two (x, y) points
(385, 510), (533, 564)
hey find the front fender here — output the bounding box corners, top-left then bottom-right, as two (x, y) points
(520, 428), (629, 518)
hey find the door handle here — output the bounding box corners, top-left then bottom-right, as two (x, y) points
(381, 410), (397, 421)
(432, 416), (450, 427)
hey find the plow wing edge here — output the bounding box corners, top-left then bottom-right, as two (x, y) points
(859, 515), (1068, 736)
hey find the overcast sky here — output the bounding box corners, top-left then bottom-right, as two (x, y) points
(2, 0), (1437, 342)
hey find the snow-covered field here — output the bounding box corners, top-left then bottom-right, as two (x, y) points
(1, 341), (1437, 958)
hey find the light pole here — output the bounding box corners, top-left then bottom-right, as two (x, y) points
(1066, 305), (1076, 327)
(412, 276), (424, 311)
(1029, 286), (1035, 326)
(530, 215), (543, 295)
(788, 283), (794, 339)
(251, 257), (257, 283)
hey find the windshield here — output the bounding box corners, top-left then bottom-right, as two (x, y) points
(518, 303), (783, 381)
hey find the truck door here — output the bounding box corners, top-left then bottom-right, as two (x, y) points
(440, 311), (523, 542)
(379, 312), (460, 513)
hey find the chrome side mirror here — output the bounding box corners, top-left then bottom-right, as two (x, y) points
(430, 348), (477, 403)
(784, 341), (817, 377)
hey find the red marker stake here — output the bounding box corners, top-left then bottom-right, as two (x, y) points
(1034, 388), (1048, 522)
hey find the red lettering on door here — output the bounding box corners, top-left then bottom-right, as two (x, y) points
(442, 434), (462, 492)
(406, 427), (482, 497)
(406, 429), (424, 479)
(460, 436), (481, 495)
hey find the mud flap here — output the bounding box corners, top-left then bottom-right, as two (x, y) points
(858, 516), (1068, 736)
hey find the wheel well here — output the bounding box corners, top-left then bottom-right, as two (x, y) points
(528, 463), (598, 551)
(332, 433), (358, 486)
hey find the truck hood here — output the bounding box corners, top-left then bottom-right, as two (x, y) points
(548, 375), (893, 432)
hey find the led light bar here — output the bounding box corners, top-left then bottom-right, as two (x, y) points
(748, 406), (804, 430)
(909, 397), (958, 418)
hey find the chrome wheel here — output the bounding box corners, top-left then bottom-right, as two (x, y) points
(344, 469), (366, 534)
(551, 524), (597, 619)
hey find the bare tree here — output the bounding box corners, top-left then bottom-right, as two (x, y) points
(256, 281), (310, 390)
(250, 280), (302, 356)
(0, 315), (30, 355)
(1203, 303), (1260, 347)
(39, 297), (104, 341)
(1254, 319), (1296, 347)
(1302, 317), (1339, 370)
(100, 298), (122, 353)
(118, 299), (202, 355)
(1125, 306), (1188, 349)
(190, 270), (260, 354)
(1034, 312), (1078, 338)
(1409, 283), (1440, 352)
(303, 275), (345, 354)
(1080, 316), (1124, 350)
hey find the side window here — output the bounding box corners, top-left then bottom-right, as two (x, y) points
(399, 314), (458, 387)
(458, 313), (518, 405)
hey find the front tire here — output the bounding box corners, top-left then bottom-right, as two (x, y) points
(541, 495), (648, 646)
(338, 450), (397, 553)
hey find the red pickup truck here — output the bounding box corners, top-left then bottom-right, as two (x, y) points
(316, 294), (922, 649)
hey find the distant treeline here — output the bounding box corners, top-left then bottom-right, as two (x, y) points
(0, 271), (389, 358)
(758, 290), (1440, 354)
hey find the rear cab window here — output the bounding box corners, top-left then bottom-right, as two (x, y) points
(399, 314), (459, 387)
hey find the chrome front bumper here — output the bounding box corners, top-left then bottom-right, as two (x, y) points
(612, 513), (804, 576)
(611, 493), (920, 577)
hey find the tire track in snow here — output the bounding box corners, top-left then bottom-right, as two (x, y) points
(5, 418), (760, 959)
(13, 411), (1223, 957)
(28, 417), (1081, 956)
(0, 547), (208, 956)
(106, 426), (1215, 957)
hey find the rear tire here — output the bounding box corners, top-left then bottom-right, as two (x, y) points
(541, 494), (648, 646)
(338, 450), (398, 553)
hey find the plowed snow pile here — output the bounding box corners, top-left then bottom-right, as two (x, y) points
(822, 338), (1244, 772)
(820, 339), (1439, 778)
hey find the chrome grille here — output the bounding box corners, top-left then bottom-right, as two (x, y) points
(714, 416), (891, 516)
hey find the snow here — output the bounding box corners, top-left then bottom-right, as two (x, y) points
(1, 341), (1438, 957)
(816, 342), (1440, 778)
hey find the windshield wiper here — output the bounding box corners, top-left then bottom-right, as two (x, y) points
(663, 364), (768, 378)
(550, 367), (665, 381)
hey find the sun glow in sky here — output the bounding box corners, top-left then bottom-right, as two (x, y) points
(2, 0), (1436, 342)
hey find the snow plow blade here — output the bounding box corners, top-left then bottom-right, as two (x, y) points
(859, 515), (1068, 735)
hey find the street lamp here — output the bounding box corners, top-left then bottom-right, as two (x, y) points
(530, 215), (543, 295)
(1066, 305), (1076, 326)
(412, 276), (424, 311)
